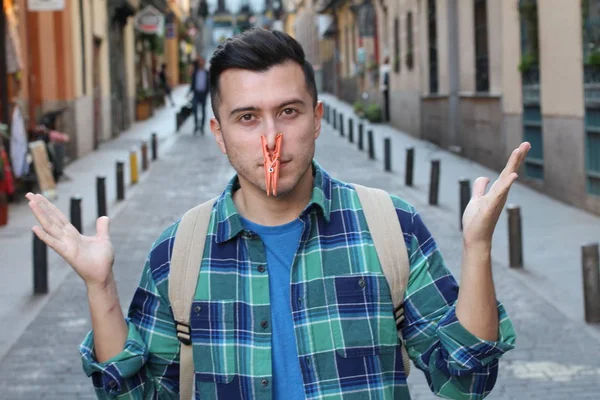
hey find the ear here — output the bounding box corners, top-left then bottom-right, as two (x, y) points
(314, 101), (324, 140)
(210, 117), (227, 154)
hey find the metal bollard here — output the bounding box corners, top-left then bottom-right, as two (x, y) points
(325, 104), (329, 123)
(349, 119), (354, 143)
(33, 233), (48, 294)
(429, 160), (440, 206)
(459, 179), (471, 230)
(130, 149), (139, 185)
(405, 147), (414, 187)
(339, 114), (344, 137)
(176, 112), (180, 132)
(333, 109), (337, 130)
(151, 133), (158, 161)
(384, 138), (392, 172)
(141, 142), (149, 171)
(582, 243), (600, 323)
(116, 161), (125, 201)
(358, 123), (364, 150)
(70, 196), (83, 233)
(367, 130), (375, 160)
(507, 205), (523, 268)
(96, 176), (107, 218)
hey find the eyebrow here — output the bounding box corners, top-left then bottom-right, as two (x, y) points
(229, 98), (306, 117)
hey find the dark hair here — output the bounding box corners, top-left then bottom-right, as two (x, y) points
(208, 28), (318, 120)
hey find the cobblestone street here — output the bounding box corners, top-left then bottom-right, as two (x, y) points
(0, 110), (599, 399)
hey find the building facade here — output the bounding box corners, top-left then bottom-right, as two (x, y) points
(318, 0), (600, 216)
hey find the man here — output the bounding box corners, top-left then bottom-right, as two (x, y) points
(189, 56), (210, 134)
(380, 56), (391, 122)
(158, 63), (176, 107)
(26, 29), (526, 399)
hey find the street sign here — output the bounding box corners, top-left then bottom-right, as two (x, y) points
(135, 5), (165, 35)
(27, 0), (65, 11)
(165, 23), (176, 39)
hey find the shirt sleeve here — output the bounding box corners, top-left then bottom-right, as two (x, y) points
(79, 226), (182, 399)
(393, 198), (516, 399)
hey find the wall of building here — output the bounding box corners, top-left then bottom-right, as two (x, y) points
(125, 22), (137, 128)
(537, 0), (592, 211)
(93, 0), (112, 143)
(384, 0), (422, 138)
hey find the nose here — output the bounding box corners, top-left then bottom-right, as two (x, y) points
(263, 119), (279, 151)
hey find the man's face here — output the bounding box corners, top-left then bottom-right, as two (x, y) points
(197, 58), (205, 68)
(210, 61), (323, 198)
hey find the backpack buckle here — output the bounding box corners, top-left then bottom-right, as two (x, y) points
(394, 303), (405, 330)
(176, 321), (192, 345)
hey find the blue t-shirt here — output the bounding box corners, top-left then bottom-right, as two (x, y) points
(240, 216), (305, 400)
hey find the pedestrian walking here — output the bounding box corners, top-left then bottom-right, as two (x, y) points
(189, 56), (210, 135)
(158, 63), (176, 107)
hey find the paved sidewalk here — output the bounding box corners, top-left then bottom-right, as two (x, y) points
(320, 93), (600, 332)
(0, 86), (196, 361)
(0, 93), (599, 399)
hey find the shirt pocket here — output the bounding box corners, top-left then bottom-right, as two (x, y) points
(325, 273), (399, 358)
(190, 300), (237, 384)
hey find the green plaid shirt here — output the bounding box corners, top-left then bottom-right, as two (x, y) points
(80, 161), (515, 399)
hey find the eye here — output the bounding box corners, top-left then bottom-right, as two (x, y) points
(282, 108), (297, 116)
(240, 114), (255, 122)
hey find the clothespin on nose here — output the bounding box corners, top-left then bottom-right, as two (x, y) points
(261, 133), (283, 196)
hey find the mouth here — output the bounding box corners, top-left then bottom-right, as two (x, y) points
(261, 160), (291, 167)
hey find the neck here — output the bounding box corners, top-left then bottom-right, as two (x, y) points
(233, 166), (314, 226)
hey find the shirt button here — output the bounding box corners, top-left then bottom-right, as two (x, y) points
(261, 379), (269, 387)
(108, 380), (117, 389)
(358, 278), (366, 288)
(297, 297), (303, 308)
(194, 305), (202, 313)
(257, 265), (266, 273)
(261, 320), (269, 329)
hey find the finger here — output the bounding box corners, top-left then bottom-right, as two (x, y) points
(509, 142), (528, 172)
(28, 200), (63, 238)
(493, 172), (519, 200)
(34, 194), (68, 227)
(96, 216), (110, 239)
(501, 147), (523, 179)
(32, 225), (67, 255)
(472, 177), (490, 198)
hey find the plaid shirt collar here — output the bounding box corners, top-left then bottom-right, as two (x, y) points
(215, 160), (332, 243)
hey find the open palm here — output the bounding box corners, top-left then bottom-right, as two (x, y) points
(26, 193), (114, 288)
(462, 142), (531, 246)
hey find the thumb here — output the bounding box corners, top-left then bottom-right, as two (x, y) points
(472, 177), (490, 198)
(96, 216), (110, 238)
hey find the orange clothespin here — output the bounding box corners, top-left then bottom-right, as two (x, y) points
(261, 133), (283, 196)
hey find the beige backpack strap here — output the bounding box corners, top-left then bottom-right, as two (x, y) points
(353, 184), (411, 376)
(169, 197), (218, 400)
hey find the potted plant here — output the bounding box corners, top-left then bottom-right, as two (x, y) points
(353, 101), (365, 117)
(518, 53), (537, 73)
(135, 88), (154, 121)
(365, 103), (382, 123)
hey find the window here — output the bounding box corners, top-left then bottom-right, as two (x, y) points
(474, 0), (489, 92)
(394, 18), (400, 73)
(428, 0), (438, 93)
(406, 11), (414, 70)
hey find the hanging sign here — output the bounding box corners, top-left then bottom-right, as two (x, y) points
(135, 5), (165, 35)
(27, 0), (65, 11)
